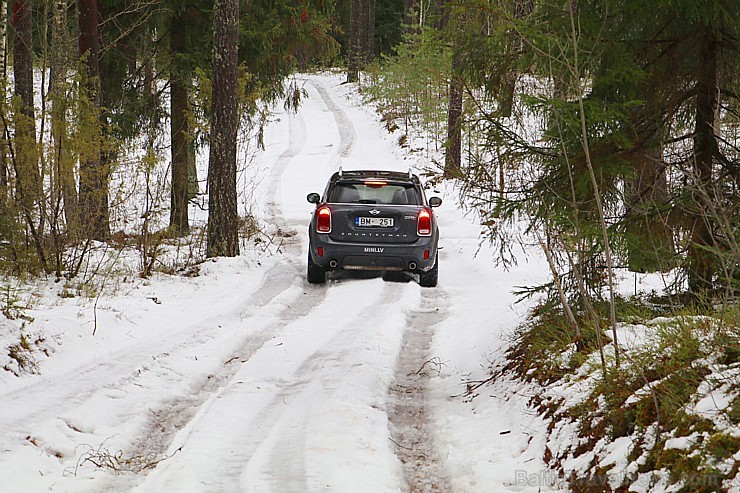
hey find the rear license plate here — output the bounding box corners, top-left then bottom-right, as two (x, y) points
(356, 217), (394, 227)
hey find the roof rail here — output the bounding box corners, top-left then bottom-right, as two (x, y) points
(408, 168), (413, 179)
(338, 166), (343, 177)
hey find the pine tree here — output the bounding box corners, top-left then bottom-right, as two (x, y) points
(347, 0), (374, 82)
(441, 0), (462, 178)
(169, 4), (193, 236)
(207, 0), (239, 257)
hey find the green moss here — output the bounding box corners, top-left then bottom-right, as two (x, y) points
(675, 468), (726, 493)
(657, 447), (706, 485)
(704, 432), (739, 461)
(729, 396), (740, 425)
(632, 395), (659, 431)
(714, 327), (740, 365)
(673, 414), (715, 437)
(506, 300), (739, 492)
(506, 306), (582, 384)
(653, 366), (711, 429)
(613, 295), (666, 323)
(656, 446), (687, 471)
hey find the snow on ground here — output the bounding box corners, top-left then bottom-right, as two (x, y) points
(0, 71), (559, 493)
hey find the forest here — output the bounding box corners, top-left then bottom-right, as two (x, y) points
(361, 2), (739, 486)
(0, 0), (735, 297)
(0, 0), (738, 490)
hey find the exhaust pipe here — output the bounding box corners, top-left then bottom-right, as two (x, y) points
(329, 260), (338, 268)
(408, 262), (417, 270)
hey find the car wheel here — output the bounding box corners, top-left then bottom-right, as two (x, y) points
(307, 249), (326, 284)
(418, 254), (438, 288)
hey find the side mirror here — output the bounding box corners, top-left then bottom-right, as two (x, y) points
(429, 196), (442, 208)
(307, 193), (320, 204)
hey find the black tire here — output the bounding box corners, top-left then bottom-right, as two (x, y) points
(307, 250), (326, 284)
(418, 255), (438, 287)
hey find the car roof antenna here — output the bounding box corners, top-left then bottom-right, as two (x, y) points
(338, 166), (343, 177)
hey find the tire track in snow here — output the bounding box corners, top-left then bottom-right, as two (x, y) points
(103, 286), (330, 493)
(253, 281), (406, 493)
(86, 89), (321, 490)
(134, 280), (409, 493)
(310, 79), (355, 159)
(0, 244), (311, 423)
(58, 221), (328, 492)
(0, 255), (331, 492)
(120, 82), (351, 491)
(264, 108), (307, 225)
(220, 283), (403, 493)
(115, 101), (320, 489)
(389, 288), (455, 493)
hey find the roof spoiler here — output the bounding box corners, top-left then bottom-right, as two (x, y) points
(336, 167), (416, 180)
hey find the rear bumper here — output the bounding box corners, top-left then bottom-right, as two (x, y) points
(308, 231), (438, 272)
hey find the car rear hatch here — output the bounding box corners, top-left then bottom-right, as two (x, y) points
(328, 204), (421, 244)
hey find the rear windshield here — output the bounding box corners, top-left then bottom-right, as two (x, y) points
(328, 182), (421, 205)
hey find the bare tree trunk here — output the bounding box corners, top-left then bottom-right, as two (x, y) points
(170, 79), (190, 234)
(207, 0), (239, 257)
(77, 0), (109, 241)
(498, 0), (530, 118)
(625, 146), (673, 273)
(0, 2), (5, 80)
(567, 2), (619, 367)
(688, 25), (719, 294)
(365, 0), (375, 61)
(347, 0), (373, 83)
(12, 0), (41, 210)
(499, 73), (516, 118)
(347, 0), (361, 82)
(11, 0), (49, 270)
(445, 57), (462, 178)
(187, 140), (198, 199)
(169, 9), (190, 235)
(443, 0), (462, 178)
(143, 28), (154, 99)
(51, 0), (78, 237)
(0, 0), (7, 199)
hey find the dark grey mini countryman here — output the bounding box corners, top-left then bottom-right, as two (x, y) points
(306, 168), (442, 287)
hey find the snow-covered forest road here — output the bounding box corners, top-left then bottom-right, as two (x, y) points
(0, 73), (552, 493)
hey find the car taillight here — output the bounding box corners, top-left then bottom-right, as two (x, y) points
(417, 208), (432, 236)
(316, 206), (332, 233)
